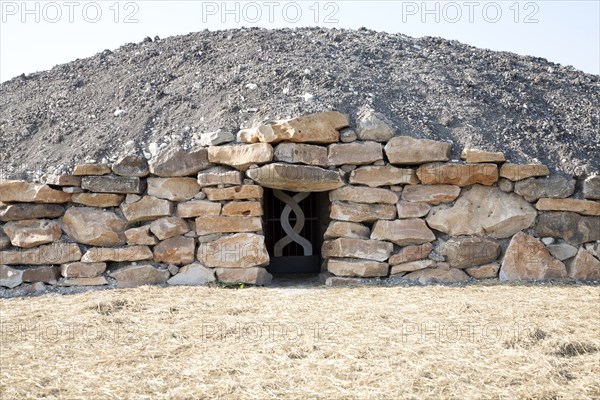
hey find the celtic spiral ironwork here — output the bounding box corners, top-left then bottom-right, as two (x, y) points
(273, 190), (313, 257)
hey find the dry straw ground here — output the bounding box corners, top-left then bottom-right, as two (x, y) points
(1, 284), (599, 399)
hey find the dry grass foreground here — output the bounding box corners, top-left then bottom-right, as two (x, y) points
(0, 284), (599, 400)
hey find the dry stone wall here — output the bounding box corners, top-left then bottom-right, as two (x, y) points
(1, 111), (599, 293)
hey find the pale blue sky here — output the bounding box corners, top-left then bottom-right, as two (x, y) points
(1, 0), (599, 82)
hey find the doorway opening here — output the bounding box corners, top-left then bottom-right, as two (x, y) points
(264, 189), (329, 275)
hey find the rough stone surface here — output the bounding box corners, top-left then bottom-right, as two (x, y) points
(402, 185), (461, 205)
(237, 111), (348, 144)
(416, 163), (498, 187)
(176, 200), (222, 218)
(327, 142), (383, 166)
(82, 246), (153, 263)
(215, 267), (273, 285)
(327, 258), (388, 277)
(0, 243), (82, 265)
(535, 198), (600, 216)
(356, 109), (394, 142)
(535, 212), (600, 245)
(204, 185), (263, 201)
(62, 207), (127, 246)
(71, 193), (124, 207)
(371, 219), (436, 245)
(111, 155), (149, 177)
(0, 204), (64, 222)
(401, 268), (470, 283)
(460, 149), (505, 163)
(324, 221), (370, 240)
(514, 176), (576, 202)
(198, 233), (269, 268)
(61, 262), (106, 278)
(0, 229), (10, 250)
(109, 264), (170, 288)
(568, 248), (600, 281)
(349, 166), (419, 187)
(0, 265), (24, 288)
(73, 163), (111, 176)
(330, 201), (397, 223)
(585, 243), (600, 259)
(426, 185), (537, 238)
(389, 243), (433, 265)
(81, 175), (144, 194)
(45, 174), (81, 186)
(222, 201), (263, 217)
(498, 178), (514, 193)
(499, 232), (566, 281)
(150, 217), (190, 240)
(58, 276), (108, 286)
(339, 128), (357, 143)
(168, 262), (216, 285)
(329, 186), (398, 205)
(440, 237), (501, 268)
(208, 143), (273, 171)
(0, 180), (71, 203)
(583, 175), (600, 200)
(500, 163), (550, 181)
(121, 196), (174, 223)
(153, 236), (195, 265)
(22, 266), (61, 283)
(3, 219), (62, 248)
(199, 130), (235, 147)
(546, 242), (578, 261)
(246, 163), (344, 192)
(197, 167), (243, 187)
(273, 143), (328, 166)
(147, 178), (200, 202)
(390, 259), (435, 274)
(149, 146), (212, 177)
(396, 201), (431, 218)
(322, 238), (393, 262)
(195, 216), (262, 235)
(465, 263), (500, 279)
(385, 136), (451, 165)
(125, 225), (158, 246)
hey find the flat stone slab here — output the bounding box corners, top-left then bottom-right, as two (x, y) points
(535, 212), (600, 245)
(198, 233), (269, 269)
(237, 111), (349, 144)
(329, 186), (399, 204)
(3, 219), (62, 248)
(460, 149), (505, 163)
(514, 176), (576, 202)
(401, 185), (461, 205)
(327, 142), (383, 166)
(203, 185), (263, 201)
(322, 238), (393, 262)
(499, 163), (549, 181)
(385, 136), (451, 165)
(416, 163), (498, 187)
(147, 177), (200, 202)
(371, 219), (436, 245)
(109, 264), (170, 288)
(149, 146), (212, 177)
(195, 216), (262, 235)
(81, 175), (144, 194)
(535, 198), (600, 216)
(121, 196), (174, 223)
(0, 204), (64, 222)
(208, 143), (273, 171)
(0, 243), (82, 265)
(246, 163), (344, 192)
(349, 166), (419, 187)
(0, 180), (71, 204)
(327, 258), (389, 278)
(330, 201), (397, 222)
(273, 143), (328, 166)
(62, 207), (127, 246)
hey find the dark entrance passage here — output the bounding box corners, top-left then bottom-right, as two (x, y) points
(264, 189), (324, 274)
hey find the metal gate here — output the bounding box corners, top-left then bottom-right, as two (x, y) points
(264, 189), (321, 274)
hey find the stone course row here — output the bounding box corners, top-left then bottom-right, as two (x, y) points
(1, 111), (598, 292)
